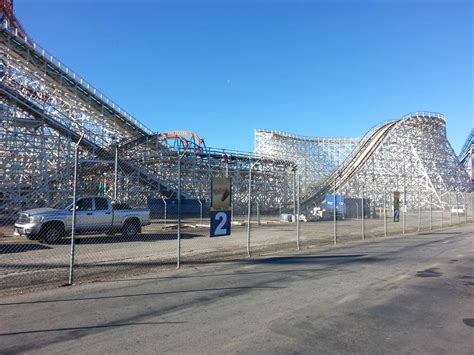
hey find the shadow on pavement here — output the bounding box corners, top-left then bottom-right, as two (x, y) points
(257, 254), (366, 265)
(0, 233), (203, 250)
(418, 232), (462, 235)
(74, 232), (201, 245)
(0, 285), (282, 306)
(0, 321), (184, 336)
(0, 243), (52, 254)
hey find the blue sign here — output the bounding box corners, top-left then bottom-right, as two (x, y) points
(325, 195), (344, 211)
(394, 209), (400, 222)
(210, 211), (231, 237)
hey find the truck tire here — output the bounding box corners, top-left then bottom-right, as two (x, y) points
(122, 219), (141, 238)
(26, 234), (41, 241)
(40, 223), (65, 244)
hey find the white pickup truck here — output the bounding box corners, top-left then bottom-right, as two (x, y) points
(14, 196), (150, 243)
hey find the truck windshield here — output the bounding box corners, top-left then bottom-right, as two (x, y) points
(53, 198), (74, 209)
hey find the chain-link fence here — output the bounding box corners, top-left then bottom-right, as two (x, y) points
(1, 22), (471, 295)
(1, 140), (472, 294)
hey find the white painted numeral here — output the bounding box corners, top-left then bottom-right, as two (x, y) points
(215, 212), (227, 235)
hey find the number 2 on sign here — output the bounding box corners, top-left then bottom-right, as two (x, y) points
(214, 212), (227, 235)
(210, 210), (231, 237)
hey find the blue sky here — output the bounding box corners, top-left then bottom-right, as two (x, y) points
(15, 0), (473, 153)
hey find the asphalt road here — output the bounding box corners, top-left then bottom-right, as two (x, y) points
(0, 224), (472, 354)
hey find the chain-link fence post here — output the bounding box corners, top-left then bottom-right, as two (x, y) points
(177, 154), (181, 268)
(429, 193), (432, 230)
(450, 192), (453, 225)
(292, 167), (297, 220)
(417, 185), (421, 232)
(468, 192), (471, 222)
(162, 196), (167, 227)
(470, 192), (473, 221)
(198, 198), (203, 226)
(256, 202), (260, 226)
(231, 201), (234, 224)
(383, 188), (387, 237)
(464, 191), (468, 224)
(246, 157), (252, 257)
(456, 193), (460, 225)
(361, 185), (365, 240)
(296, 173), (301, 250)
(402, 187), (406, 235)
(333, 179), (337, 244)
(441, 194), (444, 227)
(113, 141), (118, 201)
(68, 132), (84, 285)
(471, 192), (474, 222)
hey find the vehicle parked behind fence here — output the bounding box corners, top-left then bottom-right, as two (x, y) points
(14, 196), (150, 243)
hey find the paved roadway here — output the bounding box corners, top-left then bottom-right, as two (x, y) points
(0, 224), (472, 354)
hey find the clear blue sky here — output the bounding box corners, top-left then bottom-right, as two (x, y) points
(15, 0), (473, 153)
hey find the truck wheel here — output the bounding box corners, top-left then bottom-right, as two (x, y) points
(41, 224), (63, 244)
(122, 219), (141, 238)
(26, 234), (41, 241)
